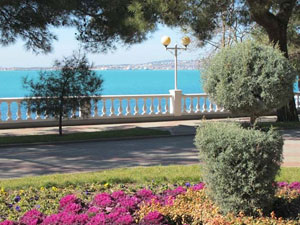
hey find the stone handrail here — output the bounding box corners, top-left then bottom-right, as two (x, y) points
(0, 91), (299, 128)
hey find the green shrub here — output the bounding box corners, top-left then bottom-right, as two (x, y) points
(203, 41), (297, 123)
(194, 122), (283, 216)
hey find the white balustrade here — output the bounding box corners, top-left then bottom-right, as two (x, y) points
(1, 92), (299, 126)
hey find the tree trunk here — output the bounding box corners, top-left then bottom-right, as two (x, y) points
(247, 0), (298, 122)
(59, 99), (63, 136)
(272, 23), (299, 122)
(59, 113), (63, 136)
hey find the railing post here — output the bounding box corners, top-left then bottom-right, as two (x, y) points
(169, 89), (182, 116)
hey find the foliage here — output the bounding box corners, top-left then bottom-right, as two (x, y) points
(203, 41), (297, 123)
(23, 53), (103, 135)
(194, 122), (283, 215)
(0, 0), (70, 53)
(1, 182), (300, 224)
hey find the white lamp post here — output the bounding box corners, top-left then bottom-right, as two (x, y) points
(161, 36), (191, 90)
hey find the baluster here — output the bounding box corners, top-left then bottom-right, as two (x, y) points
(182, 97), (187, 113)
(0, 101), (2, 121)
(156, 98), (162, 114)
(164, 97), (169, 114)
(94, 100), (98, 118)
(134, 99), (138, 115)
(195, 97), (200, 113)
(6, 102), (12, 121)
(26, 104), (32, 120)
(215, 103), (219, 112)
(190, 97), (194, 113)
(110, 99), (115, 116)
(202, 97), (207, 112)
(149, 98), (154, 115)
(142, 98), (147, 115)
(126, 99), (131, 116)
(209, 101), (213, 112)
(16, 102), (22, 120)
(102, 99), (107, 117)
(118, 99), (123, 116)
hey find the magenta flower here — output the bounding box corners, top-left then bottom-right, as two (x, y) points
(20, 209), (44, 225)
(141, 211), (168, 225)
(192, 183), (205, 191)
(59, 194), (78, 208)
(0, 221), (16, 225)
(87, 213), (106, 225)
(63, 203), (82, 213)
(289, 182), (300, 190)
(114, 214), (134, 225)
(111, 190), (126, 200)
(93, 193), (112, 208)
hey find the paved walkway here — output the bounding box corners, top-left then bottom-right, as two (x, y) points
(0, 117), (299, 179)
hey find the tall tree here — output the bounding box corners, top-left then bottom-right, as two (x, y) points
(138, 0), (299, 121)
(23, 53), (103, 135)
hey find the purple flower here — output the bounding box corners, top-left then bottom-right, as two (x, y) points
(142, 211), (165, 224)
(7, 204), (13, 209)
(14, 195), (21, 203)
(15, 206), (21, 212)
(185, 182), (191, 187)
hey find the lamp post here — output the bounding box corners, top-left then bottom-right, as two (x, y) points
(161, 36), (191, 90)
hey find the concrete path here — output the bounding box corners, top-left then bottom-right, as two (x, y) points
(0, 136), (198, 179)
(0, 135), (299, 179)
(0, 117), (299, 179)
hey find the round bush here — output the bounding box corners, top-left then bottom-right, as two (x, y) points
(194, 122), (283, 216)
(203, 41), (297, 121)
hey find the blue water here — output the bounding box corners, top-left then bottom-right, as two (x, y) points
(0, 70), (203, 97)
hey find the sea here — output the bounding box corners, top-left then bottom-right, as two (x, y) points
(0, 70), (299, 98)
(0, 70), (204, 98)
(0, 70), (299, 121)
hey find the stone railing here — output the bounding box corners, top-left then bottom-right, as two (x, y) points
(0, 91), (299, 128)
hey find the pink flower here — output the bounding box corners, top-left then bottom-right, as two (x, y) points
(192, 183), (205, 191)
(63, 203), (82, 213)
(87, 213), (106, 225)
(20, 209), (44, 225)
(59, 194), (77, 208)
(142, 211), (165, 224)
(111, 190), (126, 200)
(114, 215), (134, 225)
(0, 221), (16, 225)
(137, 189), (153, 199)
(93, 193), (112, 208)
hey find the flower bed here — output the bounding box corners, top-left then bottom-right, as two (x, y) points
(0, 182), (300, 225)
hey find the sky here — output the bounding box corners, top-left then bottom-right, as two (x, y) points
(0, 25), (205, 68)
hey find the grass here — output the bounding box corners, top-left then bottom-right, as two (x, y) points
(0, 127), (170, 145)
(254, 121), (300, 129)
(0, 165), (299, 190)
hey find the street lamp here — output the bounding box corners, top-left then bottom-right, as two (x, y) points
(161, 36), (191, 90)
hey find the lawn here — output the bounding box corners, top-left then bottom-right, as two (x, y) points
(0, 165), (300, 224)
(0, 165), (299, 190)
(0, 127), (170, 145)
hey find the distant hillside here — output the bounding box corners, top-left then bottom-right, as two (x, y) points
(0, 60), (201, 71)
